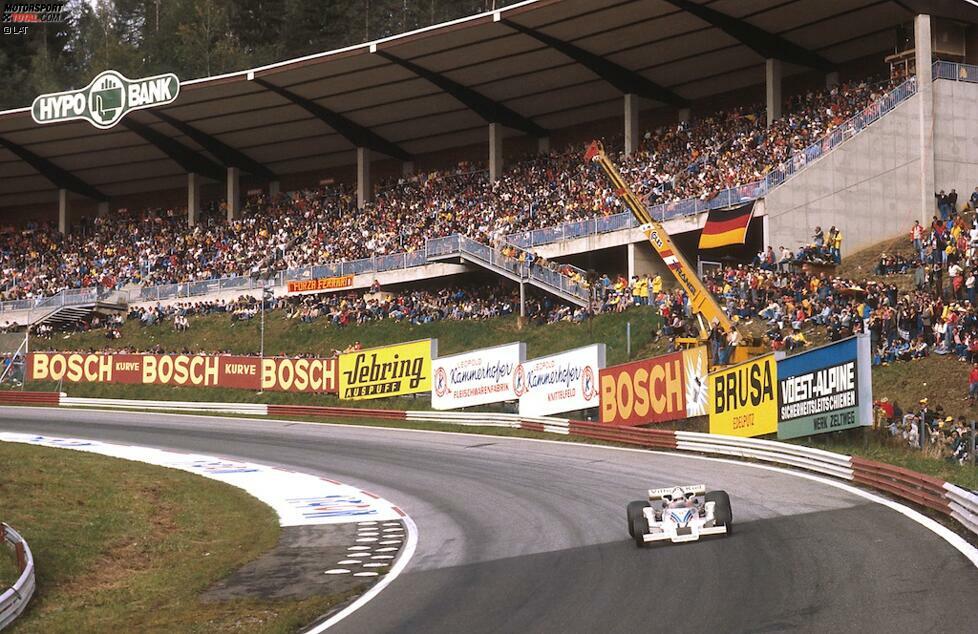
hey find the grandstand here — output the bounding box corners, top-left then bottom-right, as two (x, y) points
(1, 0), (977, 329)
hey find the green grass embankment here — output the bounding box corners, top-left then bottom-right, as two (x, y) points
(0, 441), (359, 633)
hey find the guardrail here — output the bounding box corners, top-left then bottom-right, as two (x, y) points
(8, 392), (974, 538)
(0, 523), (36, 630)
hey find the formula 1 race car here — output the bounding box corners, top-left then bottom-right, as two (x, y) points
(626, 485), (732, 547)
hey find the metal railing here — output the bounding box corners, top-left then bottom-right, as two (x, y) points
(933, 60), (978, 83)
(0, 70), (929, 314)
(0, 523), (36, 629)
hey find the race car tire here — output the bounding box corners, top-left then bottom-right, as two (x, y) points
(706, 490), (733, 535)
(626, 500), (650, 538)
(630, 514), (648, 548)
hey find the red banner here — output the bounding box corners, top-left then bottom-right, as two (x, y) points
(287, 275), (354, 294)
(599, 351), (687, 425)
(27, 353), (337, 394)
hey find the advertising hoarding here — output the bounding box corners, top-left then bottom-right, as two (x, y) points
(516, 344), (606, 417)
(708, 353), (778, 437)
(431, 342), (525, 410)
(338, 339), (437, 400)
(598, 347), (708, 425)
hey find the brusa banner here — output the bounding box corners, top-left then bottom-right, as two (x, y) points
(599, 347), (708, 425)
(27, 352), (337, 393)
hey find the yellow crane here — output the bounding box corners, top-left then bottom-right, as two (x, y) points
(585, 141), (764, 364)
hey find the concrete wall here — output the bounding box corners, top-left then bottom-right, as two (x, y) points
(764, 93), (922, 257)
(934, 79), (978, 204)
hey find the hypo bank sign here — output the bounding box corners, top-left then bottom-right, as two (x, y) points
(31, 70), (179, 129)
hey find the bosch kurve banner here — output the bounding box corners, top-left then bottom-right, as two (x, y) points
(599, 347), (708, 425)
(431, 342), (525, 410)
(776, 334), (873, 439)
(708, 353), (778, 437)
(27, 352), (337, 393)
(338, 339), (437, 400)
(516, 344), (606, 417)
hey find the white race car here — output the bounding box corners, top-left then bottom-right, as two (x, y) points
(626, 485), (732, 547)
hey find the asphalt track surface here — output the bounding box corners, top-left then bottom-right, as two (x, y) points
(1, 408), (975, 634)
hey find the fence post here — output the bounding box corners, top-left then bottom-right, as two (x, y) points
(626, 321), (631, 358)
(15, 539), (26, 572)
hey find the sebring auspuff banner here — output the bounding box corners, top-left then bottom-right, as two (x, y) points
(338, 339), (437, 400)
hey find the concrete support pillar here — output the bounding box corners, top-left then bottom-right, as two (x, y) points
(678, 107), (691, 124)
(188, 172), (201, 227)
(357, 147), (371, 208)
(916, 14), (935, 224)
(269, 180), (280, 196)
(58, 188), (69, 235)
(402, 161), (414, 177)
(489, 123), (503, 182)
(627, 241), (669, 280)
(537, 136), (550, 155)
(825, 71), (840, 89)
(226, 166), (241, 221)
(765, 58), (783, 126)
(624, 93), (639, 155)
(97, 201), (109, 216)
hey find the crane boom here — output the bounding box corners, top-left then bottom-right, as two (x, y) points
(584, 141), (734, 335)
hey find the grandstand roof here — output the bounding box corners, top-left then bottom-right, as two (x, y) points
(0, 0), (973, 210)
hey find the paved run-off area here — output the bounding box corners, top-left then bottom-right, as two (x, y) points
(1, 407), (975, 634)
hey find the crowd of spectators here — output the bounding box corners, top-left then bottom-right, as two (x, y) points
(875, 397), (973, 464)
(0, 74), (898, 304)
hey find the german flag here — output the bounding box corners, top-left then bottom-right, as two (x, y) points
(698, 202), (754, 250)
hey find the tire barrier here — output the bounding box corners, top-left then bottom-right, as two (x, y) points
(0, 523), (36, 629)
(4, 391), (977, 538)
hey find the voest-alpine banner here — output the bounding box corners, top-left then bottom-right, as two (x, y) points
(431, 342), (525, 410)
(516, 344), (606, 417)
(599, 347), (708, 425)
(708, 353), (778, 437)
(338, 339), (437, 400)
(776, 334), (873, 439)
(27, 352), (337, 393)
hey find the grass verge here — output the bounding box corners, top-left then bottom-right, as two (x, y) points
(0, 442), (360, 633)
(0, 541), (18, 587)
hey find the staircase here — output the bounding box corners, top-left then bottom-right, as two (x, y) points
(427, 234), (590, 306)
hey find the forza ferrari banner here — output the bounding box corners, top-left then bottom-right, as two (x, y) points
(286, 275), (354, 294)
(516, 344), (606, 417)
(431, 342), (525, 410)
(338, 339), (437, 400)
(598, 346), (708, 426)
(26, 352), (337, 393)
(708, 353), (778, 437)
(776, 334), (873, 439)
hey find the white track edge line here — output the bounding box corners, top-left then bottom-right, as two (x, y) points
(303, 512), (418, 633)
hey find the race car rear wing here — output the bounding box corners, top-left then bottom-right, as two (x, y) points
(648, 485), (706, 499)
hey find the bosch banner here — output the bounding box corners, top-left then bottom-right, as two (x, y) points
(708, 353), (778, 437)
(776, 335), (873, 439)
(431, 342), (525, 410)
(599, 347), (708, 426)
(27, 352), (337, 393)
(338, 339), (437, 400)
(286, 275), (354, 294)
(516, 344), (606, 417)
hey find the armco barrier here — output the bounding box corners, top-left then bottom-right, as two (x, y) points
(0, 523), (36, 629)
(0, 392), (59, 406)
(2, 392), (976, 538)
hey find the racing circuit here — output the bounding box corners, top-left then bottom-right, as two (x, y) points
(1, 407), (974, 633)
